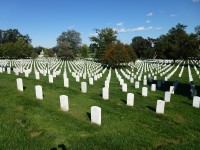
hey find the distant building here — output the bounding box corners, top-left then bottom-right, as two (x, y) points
(38, 50), (44, 58)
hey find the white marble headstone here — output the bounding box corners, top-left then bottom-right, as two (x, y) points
(35, 72), (40, 80)
(16, 78), (23, 91)
(94, 75), (97, 81)
(81, 82), (87, 93)
(89, 77), (94, 85)
(127, 93), (134, 106)
(105, 80), (109, 88)
(143, 79), (147, 85)
(130, 77), (134, 83)
(49, 75), (53, 83)
(164, 91), (171, 102)
(169, 86), (174, 94)
(154, 76), (157, 80)
(91, 106), (101, 125)
(151, 84), (156, 91)
(76, 76), (80, 82)
(135, 81), (140, 89)
(142, 87), (148, 97)
(102, 87), (109, 100)
(35, 85), (43, 100)
(156, 100), (165, 114)
(64, 78), (69, 88)
(122, 83), (127, 92)
(193, 96), (200, 108)
(25, 70), (29, 77)
(120, 79), (124, 85)
(60, 95), (69, 111)
(7, 67), (11, 74)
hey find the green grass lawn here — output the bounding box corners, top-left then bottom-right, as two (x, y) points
(0, 60), (200, 149)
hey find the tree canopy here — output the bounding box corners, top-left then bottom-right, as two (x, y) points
(81, 44), (89, 58)
(130, 23), (200, 60)
(90, 28), (118, 61)
(0, 23), (199, 60)
(154, 23), (200, 60)
(103, 43), (137, 67)
(56, 30), (82, 59)
(131, 36), (154, 59)
(0, 29), (33, 59)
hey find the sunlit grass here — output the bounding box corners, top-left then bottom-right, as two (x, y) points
(0, 61), (200, 149)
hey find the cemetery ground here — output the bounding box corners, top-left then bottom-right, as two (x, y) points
(0, 59), (200, 149)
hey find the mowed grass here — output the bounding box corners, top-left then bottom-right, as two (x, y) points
(0, 61), (200, 149)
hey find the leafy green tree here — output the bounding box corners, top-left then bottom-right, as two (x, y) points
(154, 35), (167, 59)
(34, 46), (45, 55)
(47, 48), (55, 57)
(81, 44), (89, 58)
(14, 37), (32, 58)
(195, 25), (200, 40)
(124, 44), (137, 61)
(90, 28), (118, 61)
(89, 43), (97, 53)
(103, 43), (130, 67)
(0, 29), (33, 58)
(154, 23), (199, 60)
(56, 30), (82, 58)
(2, 42), (15, 58)
(0, 29), (31, 44)
(131, 36), (152, 59)
(31, 50), (38, 58)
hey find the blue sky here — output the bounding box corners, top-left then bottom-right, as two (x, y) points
(0, 0), (199, 48)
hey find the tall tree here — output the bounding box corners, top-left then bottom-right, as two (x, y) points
(81, 44), (89, 58)
(131, 36), (152, 58)
(0, 29), (33, 58)
(154, 23), (199, 60)
(56, 30), (81, 58)
(90, 28), (118, 61)
(103, 43), (131, 67)
(124, 44), (137, 61)
(0, 29), (31, 44)
(195, 25), (200, 39)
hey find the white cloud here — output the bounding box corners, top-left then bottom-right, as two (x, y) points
(155, 27), (162, 30)
(114, 26), (161, 33)
(146, 20), (151, 23)
(118, 28), (126, 33)
(147, 12), (153, 16)
(67, 26), (75, 29)
(116, 22), (124, 26)
(193, 0), (200, 2)
(170, 14), (177, 17)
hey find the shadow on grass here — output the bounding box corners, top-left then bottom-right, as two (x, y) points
(87, 112), (91, 121)
(99, 93), (102, 97)
(136, 92), (142, 96)
(147, 106), (156, 112)
(51, 144), (67, 150)
(23, 86), (26, 90)
(182, 101), (192, 106)
(149, 79), (199, 100)
(160, 80), (191, 99)
(121, 99), (126, 104)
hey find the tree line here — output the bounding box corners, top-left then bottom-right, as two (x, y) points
(90, 23), (200, 66)
(0, 23), (199, 66)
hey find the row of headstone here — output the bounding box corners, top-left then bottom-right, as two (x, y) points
(16, 79), (71, 112)
(102, 69), (111, 100)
